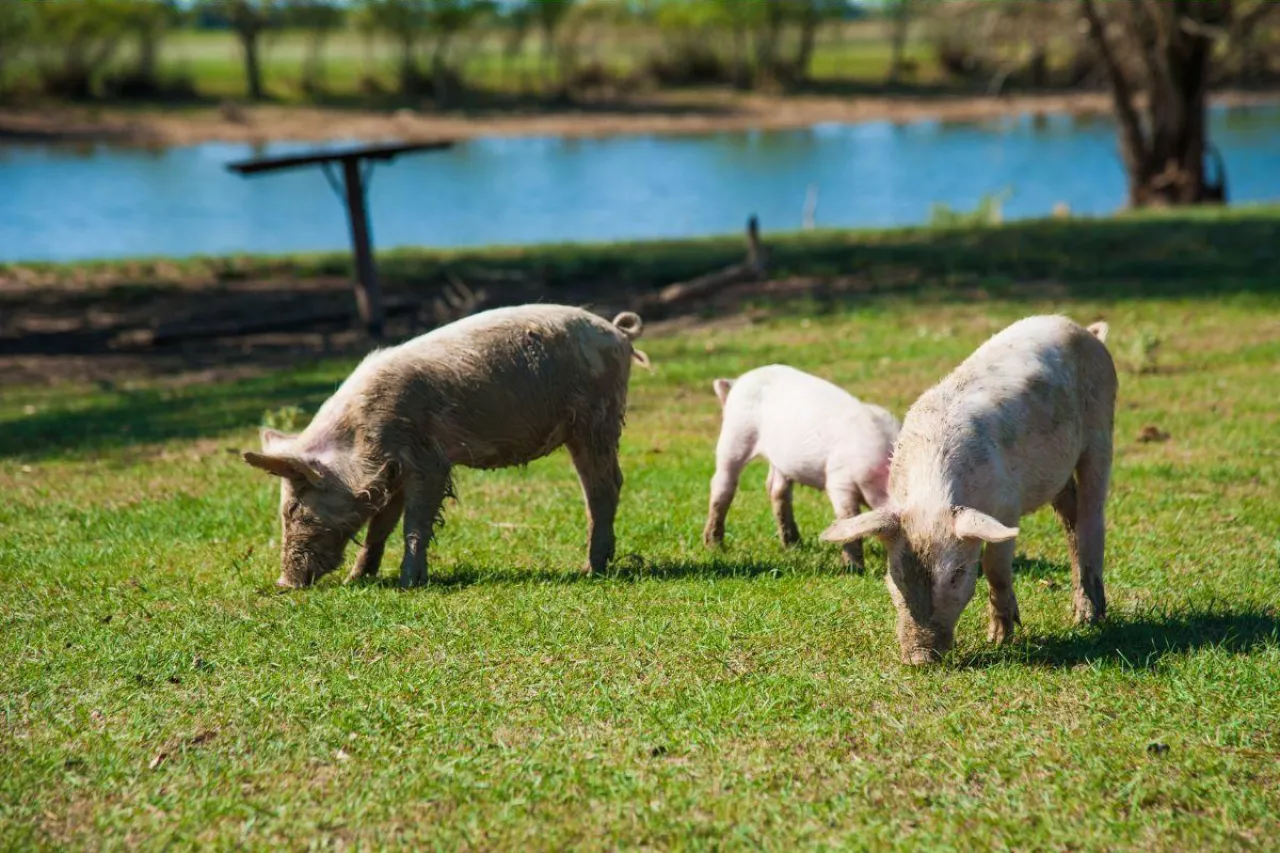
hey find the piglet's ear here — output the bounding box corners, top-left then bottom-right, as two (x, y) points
(952, 507), (1018, 543)
(243, 451), (325, 487)
(259, 428), (297, 453)
(821, 508), (900, 543)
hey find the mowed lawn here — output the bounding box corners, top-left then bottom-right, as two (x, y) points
(1, 213), (1279, 849)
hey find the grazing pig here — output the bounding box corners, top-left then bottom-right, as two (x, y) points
(703, 365), (901, 570)
(243, 305), (648, 589)
(822, 316), (1115, 665)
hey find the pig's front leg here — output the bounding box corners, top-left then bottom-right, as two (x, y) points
(399, 459), (452, 589)
(981, 539), (1020, 643)
(349, 490), (405, 581)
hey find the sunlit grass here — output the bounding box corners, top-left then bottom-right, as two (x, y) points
(1, 211), (1279, 849)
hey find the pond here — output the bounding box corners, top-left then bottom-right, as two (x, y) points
(2, 104), (1279, 264)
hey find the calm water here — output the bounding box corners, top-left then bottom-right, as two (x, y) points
(2, 105), (1279, 263)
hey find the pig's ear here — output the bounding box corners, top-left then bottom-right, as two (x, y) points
(242, 451), (325, 487)
(821, 508), (900, 543)
(259, 428), (297, 453)
(952, 508), (1018, 543)
(712, 379), (733, 407)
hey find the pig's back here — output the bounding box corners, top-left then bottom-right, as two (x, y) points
(733, 365), (885, 488)
(897, 316), (1110, 511)
(363, 305), (633, 468)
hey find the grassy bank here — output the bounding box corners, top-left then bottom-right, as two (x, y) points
(2, 209), (1279, 848)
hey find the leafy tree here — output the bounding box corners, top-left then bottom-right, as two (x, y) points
(118, 0), (183, 92)
(225, 0), (279, 100)
(357, 0), (429, 94)
(284, 0), (345, 94)
(0, 1), (36, 96)
(29, 0), (132, 99)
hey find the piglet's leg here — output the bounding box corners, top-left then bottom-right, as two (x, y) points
(349, 490), (404, 581)
(827, 484), (865, 572)
(568, 433), (622, 575)
(767, 466), (800, 547)
(982, 539), (1020, 644)
(399, 458), (452, 589)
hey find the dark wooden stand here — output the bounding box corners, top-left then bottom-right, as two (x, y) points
(227, 141), (454, 340)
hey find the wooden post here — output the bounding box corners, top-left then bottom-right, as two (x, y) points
(341, 157), (385, 340)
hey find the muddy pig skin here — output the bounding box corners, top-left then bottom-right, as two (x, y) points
(822, 316), (1116, 664)
(244, 304), (648, 588)
(703, 365), (900, 570)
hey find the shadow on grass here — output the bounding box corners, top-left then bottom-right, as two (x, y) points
(4, 209), (1278, 459)
(956, 605), (1280, 670)
(332, 553), (851, 592)
(1011, 555), (1069, 579)
(0, 368), (343, 460)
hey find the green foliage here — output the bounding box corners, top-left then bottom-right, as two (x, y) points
(929, 188), (1013, 228)
(261, 405), (309, 433)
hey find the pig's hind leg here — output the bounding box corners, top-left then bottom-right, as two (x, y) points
(767, 466), (801, 547)
(568, 422), (624, 576)
(827, 483), (866, 572)
(1071, 441), (1111, 625)
(349, 490), (405, 581)
(704, 426), (753, 548)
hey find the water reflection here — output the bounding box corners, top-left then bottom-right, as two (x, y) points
(0, 103), (1277, 263)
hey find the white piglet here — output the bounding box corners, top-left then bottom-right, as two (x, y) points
(703, 365), (901, 569)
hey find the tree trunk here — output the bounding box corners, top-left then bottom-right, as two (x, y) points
(793, 1), (820, 84)
(754, 1), (785, 86)
(1079, 0), (1226, 208)
(887, 0), (912, 84)
(238, 26), (265, 100)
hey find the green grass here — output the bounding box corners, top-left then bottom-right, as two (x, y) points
(2, 209), (1280, 849)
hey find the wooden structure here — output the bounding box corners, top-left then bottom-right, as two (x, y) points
(227, 140), (454, 339)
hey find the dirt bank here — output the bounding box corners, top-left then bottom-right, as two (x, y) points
(4, 89), (1278, 147)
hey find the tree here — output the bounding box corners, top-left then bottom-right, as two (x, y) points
(226, 0), (277, 100)
(29, 0), (131, 99)
(285, 1), (345, 95)
(1079, 0), (1279, 207)
(0, 1), (36, 97)
(886, 0), (915, 84)
(358, 0), (429, 95)
(117, 0), (183, 93)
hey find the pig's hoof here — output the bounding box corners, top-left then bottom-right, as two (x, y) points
(902, 648), (943, 666)
(1073, 602), (1105, 626)
(988, 616), (1017, 644)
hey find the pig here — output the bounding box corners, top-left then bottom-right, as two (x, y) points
(243, 304), (649, 589)
(703, 365), (901, 570)
(821, 316), (1116, 665)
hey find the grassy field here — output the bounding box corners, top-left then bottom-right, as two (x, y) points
(2, 209), (1279, 849)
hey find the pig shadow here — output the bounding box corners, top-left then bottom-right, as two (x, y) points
(954, 605), (1280, 671)
(339, 553), (867, 591)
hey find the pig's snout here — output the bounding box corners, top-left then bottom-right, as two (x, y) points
(897, 622), (954, 666)
(275, 572), (313, 590)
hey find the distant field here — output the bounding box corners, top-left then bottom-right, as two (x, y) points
(2, 208), (1279, 849)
